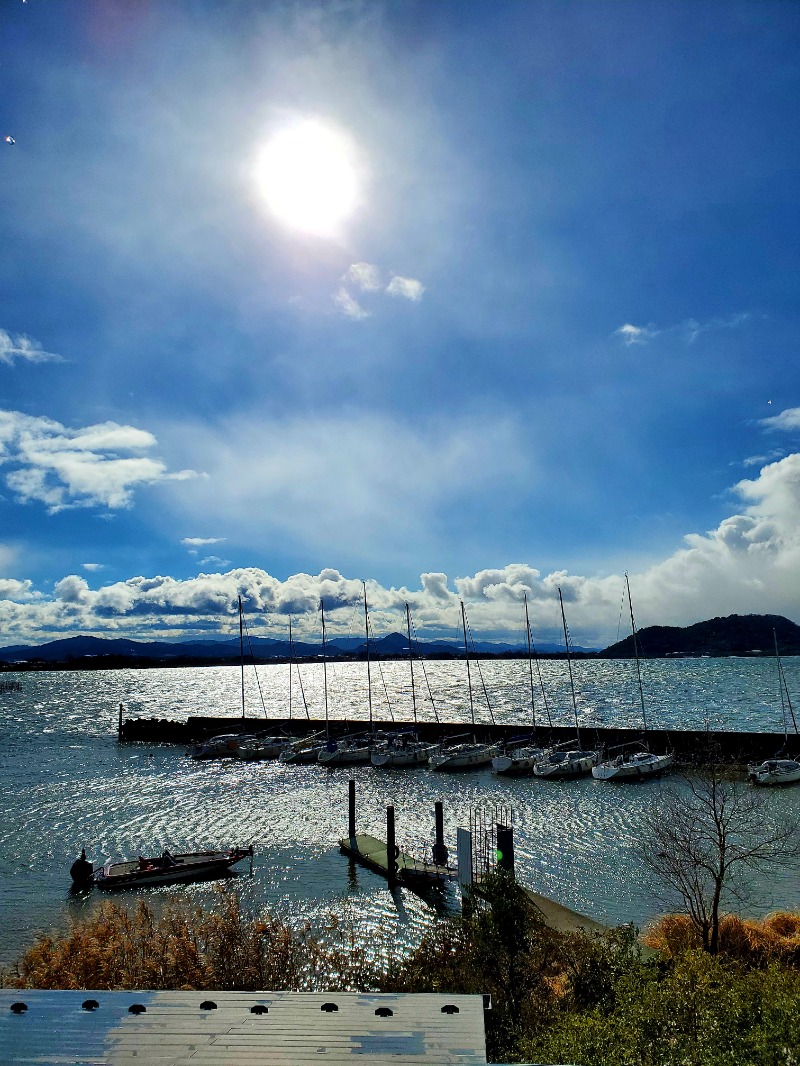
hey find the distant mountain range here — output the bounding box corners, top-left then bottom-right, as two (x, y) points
(0, 630), (589, 666)
(1, 613), (797, 668)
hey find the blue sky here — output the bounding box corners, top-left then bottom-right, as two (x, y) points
(2, 0), (800, 648)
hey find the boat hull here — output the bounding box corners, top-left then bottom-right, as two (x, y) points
(429, 744), (498, 771)
(88, 848), (252, 890)
(533, 752), (596, 779)
(371, 742), (437, 767)
(592, 752), (674, 781)
(748, 758), (800, 786)
(491, 747), (543, 775)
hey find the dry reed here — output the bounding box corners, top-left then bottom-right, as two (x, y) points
(642, 910), (800, 965)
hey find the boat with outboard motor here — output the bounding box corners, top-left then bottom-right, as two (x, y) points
(69, 846), (253, 889)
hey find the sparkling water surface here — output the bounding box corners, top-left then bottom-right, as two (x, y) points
(1, 657), (798, 967)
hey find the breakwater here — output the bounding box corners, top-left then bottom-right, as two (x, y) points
(117, 714), (788, 764)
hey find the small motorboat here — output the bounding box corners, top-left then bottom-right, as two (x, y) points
(747, 757), (800, 786)
(69, 846), (253, 889)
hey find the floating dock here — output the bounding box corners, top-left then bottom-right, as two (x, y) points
(339, 833), (452, 886)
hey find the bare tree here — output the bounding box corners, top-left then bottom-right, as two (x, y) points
(641, 765), (799, 954)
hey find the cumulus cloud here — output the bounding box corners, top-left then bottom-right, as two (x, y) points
(0, 410), (198, 512)
(0, 328), (63, 367)
(386, 275), (424, 301)
(345, 262), (382, 292)
(759, 406), (800, 432)
(334, 263), (425, 318)
(333, 286), (370, 320)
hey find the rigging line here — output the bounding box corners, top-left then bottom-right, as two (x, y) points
(288, 618), (311, 720)
(367, 609), (394, 722)
(405, 602), (417, 725)
(558, 587), (582, 748)
(530, 629), (554, 728)
(625, 572), (648, 736)
(465, 608), (496, 725)
(774, 629), (798, 737)
(524, 593), (537, 734)
(411, 615), (440, 722)
(241, 606), (269, 719)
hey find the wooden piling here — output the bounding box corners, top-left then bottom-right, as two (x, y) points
(432, 800), (448, 866)
(348, 779), (356, 844)
(386, 806), (397, 883)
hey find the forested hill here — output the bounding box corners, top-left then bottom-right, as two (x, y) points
(600, 613), (800, 658)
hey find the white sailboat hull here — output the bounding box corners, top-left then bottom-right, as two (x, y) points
(491, 747), (543, 775)
(748, 758), (800, 786)
(371, 743), (437, 767)
(533, 751), (596, 778)
(429, 743), (498, 771)
(318, 744), (372, 766)
(592, 751), (674, 781)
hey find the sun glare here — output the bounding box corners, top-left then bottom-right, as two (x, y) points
(253, 119), (361, 239)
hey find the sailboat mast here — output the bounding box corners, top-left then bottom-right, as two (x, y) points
(524, 592), (537, 734)
(558, 587), (582, 749)
(238, 595), (245, 722)
(406, 602), (417, 725)
(772, 628), (798, 743)
(461, 600), (476, 728)
(363, 582), (373, 732)
(320, 598), (329, 741)
(292, 618), (298, 724)
(625, 573), (648, 735)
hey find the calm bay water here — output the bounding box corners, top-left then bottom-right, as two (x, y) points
(0, 656), (798, 967)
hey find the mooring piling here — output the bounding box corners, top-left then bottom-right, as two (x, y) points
(432, 799), (448, 866)
(386, 805), (397, 883)
(348, 778), (356, 845)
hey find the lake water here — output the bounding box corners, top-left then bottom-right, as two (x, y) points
(1, 656), (798, 968)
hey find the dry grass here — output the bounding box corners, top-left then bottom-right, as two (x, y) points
(1, 888), (382, 991)
(642, 910), (800, 965)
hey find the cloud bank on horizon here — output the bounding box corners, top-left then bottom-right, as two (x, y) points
(1, 1), (800, 649)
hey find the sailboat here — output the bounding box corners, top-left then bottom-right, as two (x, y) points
(533, 589), (598, 779)
(429, 601), (498, 771)
(280, 601), (332, 764)
(318, 583), (377, 766)
(493, 592), (549, 775)
(191, 596), (265, 759)
(372, 603), (439, 767)
(592, 574), (674, 781)
(748, 630), (800, 786)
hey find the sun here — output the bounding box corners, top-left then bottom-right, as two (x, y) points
(253, 118), (361, 239)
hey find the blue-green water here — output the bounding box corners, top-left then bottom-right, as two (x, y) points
(0, 657), (798, 966)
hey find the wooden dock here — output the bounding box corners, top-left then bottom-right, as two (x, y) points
(339, 833), (452, 886)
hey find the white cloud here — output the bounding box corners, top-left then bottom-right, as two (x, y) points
(333, 286), (370, 320)
(82, 563), (105, 572)
(0, 328), (63, 367)
(334, 264), (425, 318)
(345, 262), (382, 292)
(4, 452), (800, 647)
(0, 410), (198, 512)
(759, 406), (800, 432)
(615, 313), (751, 348)
(386, 275), (425, 301)
(182, 537), (225, 553)
(616, 323), (660, 346)
(168, 411), (530, 565)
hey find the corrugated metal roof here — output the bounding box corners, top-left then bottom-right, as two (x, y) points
(1, 989), (487, 1064)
